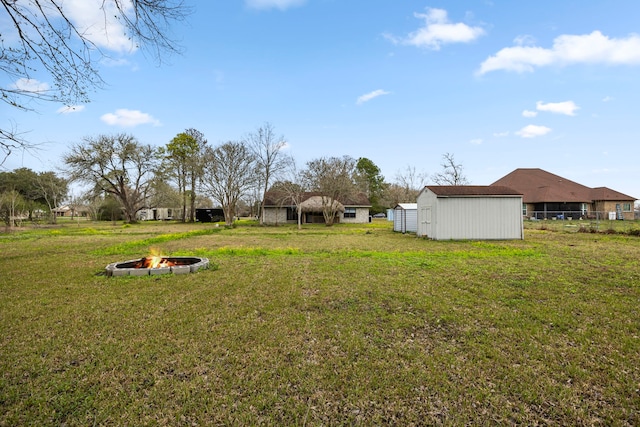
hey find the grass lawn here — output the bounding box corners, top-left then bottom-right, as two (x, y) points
(1, 219), (639, 425)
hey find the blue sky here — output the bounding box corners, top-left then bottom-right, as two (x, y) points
(2, 0), (640, 200)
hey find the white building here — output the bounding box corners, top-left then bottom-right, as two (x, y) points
(393, 203), (417, 233)
(416, 186), (523, 240)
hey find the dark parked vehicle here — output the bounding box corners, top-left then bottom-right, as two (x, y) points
(195, 208), (225, 223)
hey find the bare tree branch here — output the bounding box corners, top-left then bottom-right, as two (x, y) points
(431, 152), (469, 185)
(62, 133), (159, 223)
(1, 0), (189, 162)
(303, 156), (357, 226)
(245, 122), (292, 224)
(201, 141), (257, 226)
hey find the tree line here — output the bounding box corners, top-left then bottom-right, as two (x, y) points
(1, 2), (469, 227)
(1, 122), (468, 227)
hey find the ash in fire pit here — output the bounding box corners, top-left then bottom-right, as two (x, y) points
(106, 256), (209, 277)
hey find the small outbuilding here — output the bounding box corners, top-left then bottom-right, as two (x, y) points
(393, 203), (417, 233)
(416, 186), (523, 240)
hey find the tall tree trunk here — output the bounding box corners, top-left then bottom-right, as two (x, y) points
(190, 174), (197, 222)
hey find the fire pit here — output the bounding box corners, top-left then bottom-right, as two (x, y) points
(105, 256), (209, 277)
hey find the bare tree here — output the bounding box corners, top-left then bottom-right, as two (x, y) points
(392, 165), (429, 203)
(62, 133), (159, 223)
(303, 156), (357, 226)
(201, 141), (256, 226)
(272, 162), (308, 229)
(34, 171), (68, 224)
(80, 188), (104, 221)
(1, 0), (188, 164)
(0, 189), (25, 228)
(246, 123), (292, 224)
(66, 192), (82, 220)
(431, 152), (469, 185)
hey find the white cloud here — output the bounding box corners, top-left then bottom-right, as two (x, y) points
(470, 138), (483, 145)
(11, 78), (49, 93)
(245, 0), (305, 10)
(386, 8), (485, 50)
(493, 131), (509, 137)
(513, 34), (536, 46)
(100, 109), (161, 127)
(516, 124), (552, 138)
(478, 31), (640, 74)
(522, 110), (538, 118)
(59, 0), (136, 53)
(356, 89), (390, 105)
(536, 100), (579, 116)
(57, 105), (85, 114)
(602, 96), (614, 102)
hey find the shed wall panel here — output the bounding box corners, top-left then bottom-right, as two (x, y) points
(436, 197), (522, 240)
(417, 188), (523, 240)
(393, 208), (418, 233)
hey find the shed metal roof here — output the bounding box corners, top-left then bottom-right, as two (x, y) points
(395, 203), (417, 210)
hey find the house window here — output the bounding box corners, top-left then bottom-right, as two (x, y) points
(522, 203), (527, 216)
(344, 207), (356, 218)
(581, 203), (587, 215)
(623, 203), (632, 212)
(286, 207), (297, 220)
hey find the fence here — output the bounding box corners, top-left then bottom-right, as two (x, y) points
(525, 211), (639, 233)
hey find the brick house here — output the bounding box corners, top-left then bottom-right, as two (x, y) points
(492, 168), (637, 220)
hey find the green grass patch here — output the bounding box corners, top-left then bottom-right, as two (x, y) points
(92, 227), (223, 256)
(1, 221), (639, 425)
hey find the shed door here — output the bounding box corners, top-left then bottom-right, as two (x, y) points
(420, 207), (431, 237)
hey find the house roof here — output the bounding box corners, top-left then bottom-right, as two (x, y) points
(299, 196), (344, 213)
(263, 191), (371, 207)
(491, 168), (636, 203)
(425, 185), (522, 197)
(590, 186), (636, 202)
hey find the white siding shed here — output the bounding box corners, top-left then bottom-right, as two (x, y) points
(416, 186), (523, 240)
(393, 203), (417, 233)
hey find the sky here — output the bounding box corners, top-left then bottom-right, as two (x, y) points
(2, 0), (640, 200)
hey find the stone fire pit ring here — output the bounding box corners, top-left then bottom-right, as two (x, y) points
(106, 256), (209, 277)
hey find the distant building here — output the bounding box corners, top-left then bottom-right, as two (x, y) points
(53, 205), (89, 218)
(137, 207), (178, 221)
(492, 168), (637, 220)
(263, 191), (371, 225)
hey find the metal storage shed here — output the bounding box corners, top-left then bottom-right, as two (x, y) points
(416, 186), (523, 240)
(393, 203), (417, 233)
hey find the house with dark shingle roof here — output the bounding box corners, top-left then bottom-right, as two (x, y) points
(262, 191), (371, 225)
(491, 168), (637, 220)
